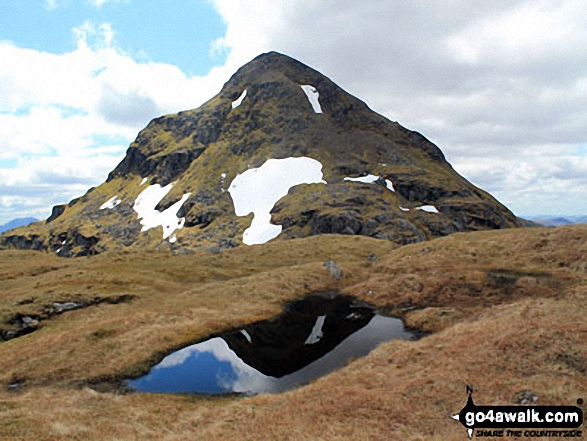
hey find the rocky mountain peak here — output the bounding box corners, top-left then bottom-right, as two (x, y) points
(219, 52), (359, 114)
(225, 51), (328, 87)
(108, 52), (445, 186)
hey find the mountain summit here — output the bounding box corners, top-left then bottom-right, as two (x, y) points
(2, 52), (521, 256)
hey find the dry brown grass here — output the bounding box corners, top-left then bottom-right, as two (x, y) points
(0, 226), (586, 440)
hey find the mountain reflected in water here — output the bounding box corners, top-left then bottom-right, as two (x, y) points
(127, 293), (414, 395)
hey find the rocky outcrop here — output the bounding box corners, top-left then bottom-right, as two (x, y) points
(2, 230), (100, 257)
(106, 147), (148, 182)
(0, 294), (136, 342)
(108, 146), (206, 186)
(2, 234), (47, 251)
(56, 231), (100, 257)
(106, 104), (230, 186)
(47, 205), (66, 223)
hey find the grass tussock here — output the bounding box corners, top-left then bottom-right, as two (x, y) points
(0, 225), (586, 440)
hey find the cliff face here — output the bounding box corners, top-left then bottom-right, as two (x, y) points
(1, 52), (521, 256)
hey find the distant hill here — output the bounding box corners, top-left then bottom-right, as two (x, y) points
(531, 216), (587, 227)
(0, 218), (38, 234)
(516, 217), (543, 228)
(568, 215), (587, 224)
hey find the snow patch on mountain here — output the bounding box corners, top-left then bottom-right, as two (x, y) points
(133, 184), (191, 240)
(344, 175), (395, 192)
(416, 205), (439, 213)
(228, 157), (327, 245)
(300, 85), (322, 113)
(344, 174), (379, 184)
(100, 196), (121, 210)
(232, 90), (247, 109)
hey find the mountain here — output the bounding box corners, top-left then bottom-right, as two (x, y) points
(0, 52), (521, 257)
(531, 215), (587, 227)
(0, 218), (38, 234)
(516, 217), (543, 228)
(533, 217), (574, 227)
(570, 215), (587, 224)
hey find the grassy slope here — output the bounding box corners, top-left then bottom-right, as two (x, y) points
(0, 226), (585, 440)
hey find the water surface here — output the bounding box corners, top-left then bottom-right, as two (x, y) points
(128, 293), (414, 395)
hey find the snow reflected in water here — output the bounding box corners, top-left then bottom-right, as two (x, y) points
(127, 314), (413, 395)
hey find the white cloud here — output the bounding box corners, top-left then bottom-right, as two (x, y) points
(45, 0), (58, 11)
(86, 0), (129, 7)
(97, 84), (162, 126)
(73, 21), (116, 50)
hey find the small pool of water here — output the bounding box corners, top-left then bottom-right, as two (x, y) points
(127, 293), (414, 395)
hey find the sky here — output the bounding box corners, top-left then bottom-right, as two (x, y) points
(0, 0), (586, 225)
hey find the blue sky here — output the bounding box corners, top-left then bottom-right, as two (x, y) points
(0, 0), (227, 76)
(0, 0), (586, 225)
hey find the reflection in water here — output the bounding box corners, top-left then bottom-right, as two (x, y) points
(305, 315), (326, 345)
(127, 294), (414, 395)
